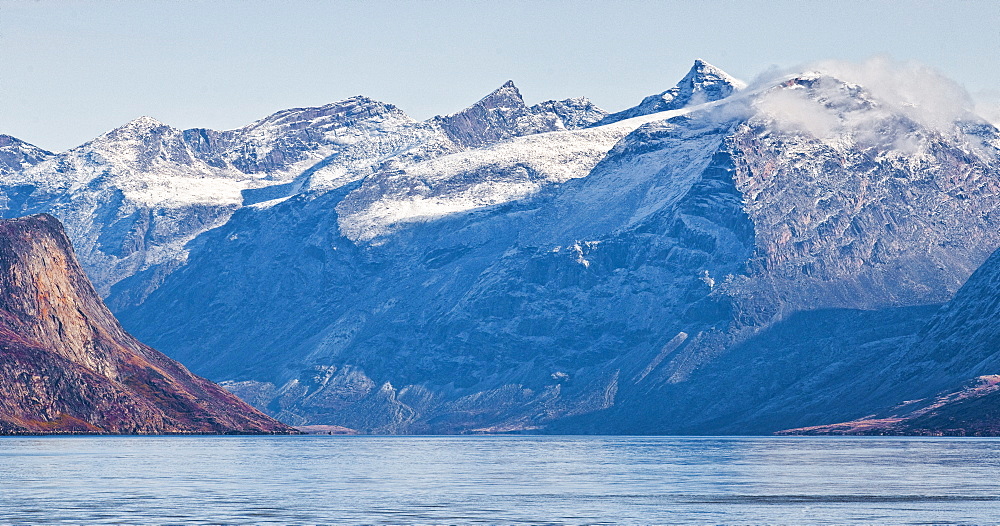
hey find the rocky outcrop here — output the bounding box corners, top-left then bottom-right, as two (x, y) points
(0, 214), (293, 434)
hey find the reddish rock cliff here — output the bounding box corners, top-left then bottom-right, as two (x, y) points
(0, 214), (293, 434)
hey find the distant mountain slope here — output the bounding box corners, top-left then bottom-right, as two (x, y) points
(0, 98), (448, 297)
(0, 85), (606, 304)
(0, 214), (292, 434)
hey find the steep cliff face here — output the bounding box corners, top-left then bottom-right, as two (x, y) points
(0, 214), (292, 434)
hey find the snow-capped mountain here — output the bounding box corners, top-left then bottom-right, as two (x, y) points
(0, 82), (607, 300)
(98, 60), (1000, 434)
(593, 59), (746, 126)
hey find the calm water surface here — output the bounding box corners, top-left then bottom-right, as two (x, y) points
(1, 435), (999, 525)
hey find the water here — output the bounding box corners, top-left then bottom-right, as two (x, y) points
(1, 435), (999, 525)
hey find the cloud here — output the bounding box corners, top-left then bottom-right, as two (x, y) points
(736, 56), (990, 157)
(974, 90), (1000, 128)
(811, 56), (975, 131)
(754, 86), (841, 139)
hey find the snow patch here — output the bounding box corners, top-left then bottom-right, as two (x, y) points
(337, 108), (694, 242)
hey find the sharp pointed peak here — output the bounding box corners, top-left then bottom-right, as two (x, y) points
(481, 79), (523, 100)
(443, 80), (526, 116)
(682, 59), (747, 90)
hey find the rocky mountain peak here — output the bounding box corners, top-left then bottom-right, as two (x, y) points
(247, 95), (402, 131)
(594, 59), (744, 126)
(89, 116), (181, 152)
(681, 58), (748, 94)
(112, 115), (170, 135)
(431, 81), (606, 148)
(477, 80), (525, 110)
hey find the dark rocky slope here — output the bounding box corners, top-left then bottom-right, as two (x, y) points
(0, 214), (293, 434)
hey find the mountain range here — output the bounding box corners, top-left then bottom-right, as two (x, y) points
(3, 59), (1000, 434)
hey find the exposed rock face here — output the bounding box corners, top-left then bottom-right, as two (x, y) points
(593, 59), (746, 126)
(0, 214), (292, 434)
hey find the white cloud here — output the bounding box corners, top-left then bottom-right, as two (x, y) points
(811, 56), (975, 131)
(755, 86), (841, 139)
(974, 90), (1000, 128)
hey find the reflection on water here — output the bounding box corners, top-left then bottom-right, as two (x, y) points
(1, 435), (999, 524)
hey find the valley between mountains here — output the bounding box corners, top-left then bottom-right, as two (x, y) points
(3, 59), (1000, 435)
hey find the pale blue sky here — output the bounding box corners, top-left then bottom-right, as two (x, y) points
(2, 0), (998, 151)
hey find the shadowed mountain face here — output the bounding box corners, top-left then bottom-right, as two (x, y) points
(0, 214), (292, 434)
(777, 244), (1000, 436)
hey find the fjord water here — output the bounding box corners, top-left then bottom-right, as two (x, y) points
(1, 436), (998, 525)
